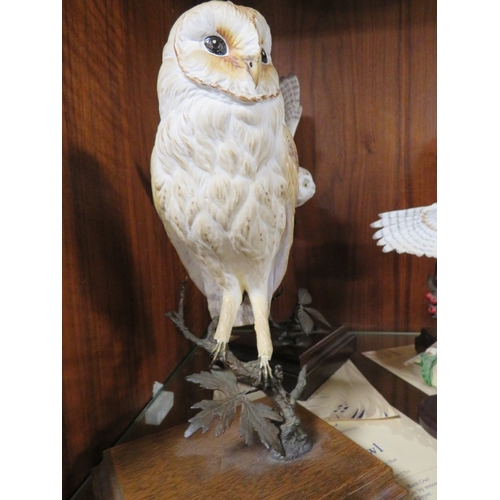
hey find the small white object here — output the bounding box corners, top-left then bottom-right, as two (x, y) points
(145, 390), (174, 426)
(152, 381), (163, 398)
(296, 167), (316, 207)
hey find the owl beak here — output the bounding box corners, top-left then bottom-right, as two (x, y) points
(246, 56), (261, 87)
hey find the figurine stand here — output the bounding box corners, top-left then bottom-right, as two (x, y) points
(92, 403), (408, 500)
(231, 325), (356, 400)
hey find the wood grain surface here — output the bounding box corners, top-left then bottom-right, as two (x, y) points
(63, 0), (436, 497)
(249, 0), (437, 331)
(353, 333), (429, 422)
(93, 403), (408, 500)
(63, 1), (210, 496)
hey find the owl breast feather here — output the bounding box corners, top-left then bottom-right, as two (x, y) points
(155, 95), (291, 268)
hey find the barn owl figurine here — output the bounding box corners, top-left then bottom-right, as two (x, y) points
(371, 203), (437, 258)
(151, 1), (299, 378)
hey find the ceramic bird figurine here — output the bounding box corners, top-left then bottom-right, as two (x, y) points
(371, 203), (437, 258)
(151, 1), (299, 378)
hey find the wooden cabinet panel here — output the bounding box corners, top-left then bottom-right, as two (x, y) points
(63, 1), (209, 496)
(246, 0), (437, 331)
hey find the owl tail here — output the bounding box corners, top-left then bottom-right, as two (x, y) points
(207, 293), (255, 326)
(234, 295), (255, 326)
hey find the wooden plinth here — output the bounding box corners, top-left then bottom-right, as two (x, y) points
(93, 403), (408, 499)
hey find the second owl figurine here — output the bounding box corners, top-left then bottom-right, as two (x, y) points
(151, 1), (299, 378)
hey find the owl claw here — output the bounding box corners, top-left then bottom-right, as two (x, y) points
(210, 341), (227, 367)
(259, 356), (273, 388)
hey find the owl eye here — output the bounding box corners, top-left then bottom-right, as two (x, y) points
(204, 36), (227, 56)
(261, 48), (268, 64)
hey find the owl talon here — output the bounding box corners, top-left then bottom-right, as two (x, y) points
(210, 341), (227, 367)
(259, 356), (273, 387)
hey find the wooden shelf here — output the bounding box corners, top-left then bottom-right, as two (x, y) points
(93, 402), (408, 500)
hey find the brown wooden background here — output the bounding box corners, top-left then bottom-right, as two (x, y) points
(62, 0), (436, 497)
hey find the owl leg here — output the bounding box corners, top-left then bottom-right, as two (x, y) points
(248, 293), (273, 383)
(212, 292), (240, 363)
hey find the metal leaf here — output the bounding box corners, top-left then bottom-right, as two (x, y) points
(239, 400), (283, 455)
(297, 288), (312, 305)
(185, 369), (284, 454)
(186, 369), (240, 397)
(184, 396), (239, 438)
(303, 306), (332, 328)
(184, 369), (243, 438)
(297, 307), (314, 333)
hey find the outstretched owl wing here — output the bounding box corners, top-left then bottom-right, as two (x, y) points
(371, 203), (437, 258)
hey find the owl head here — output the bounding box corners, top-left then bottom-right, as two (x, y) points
(296, 167), (316, 207)
(164, 1), (280, 102)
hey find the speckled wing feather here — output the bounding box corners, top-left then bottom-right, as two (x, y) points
(280, 74), (302, 137)
(371, 203), (437, 258)
(270, 125), (299, 296)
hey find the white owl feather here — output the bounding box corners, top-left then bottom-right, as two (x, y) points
(371, 203), (437, 258)
(280, 74), (302, 138)
(151, 1), (299, 375)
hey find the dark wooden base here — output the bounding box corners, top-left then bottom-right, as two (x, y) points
(415, 327), (437, 353)
(93, 402), (408, 499)
(230, 325), (356, 400)
(418, 394), (437, 439)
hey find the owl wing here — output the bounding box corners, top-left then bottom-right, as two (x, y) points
(280, 74), (302, 138)
(371, 203), (437, 258)
(280, 74), (317, 209)
(151, 153), (212, 298)
(270, 125), (300, 294)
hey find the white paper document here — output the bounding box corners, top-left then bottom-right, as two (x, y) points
(299, 360), (399, 420)
(299, 360), (437, 499)
(334, 414), (437, 499)
(363, 344), (437, 396)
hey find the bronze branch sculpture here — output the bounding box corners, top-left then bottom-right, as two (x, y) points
(167, 282), (312, 460)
